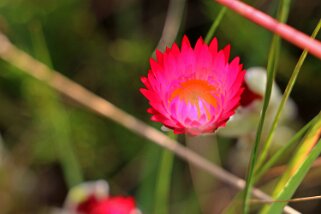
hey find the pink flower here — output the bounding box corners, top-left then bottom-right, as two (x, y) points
(77, 195), (99, 213)
(140, 36), (245, 135)
(63, 180), (139, 214)
(76, 195), (137, 214)
(89, 197), (136, 214)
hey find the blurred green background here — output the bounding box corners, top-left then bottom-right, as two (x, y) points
(0, 0), (320, 213)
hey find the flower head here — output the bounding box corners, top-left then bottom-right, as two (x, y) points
(140, 36), (245, 135)
(63, 180), (140, 214)
(90, 197), (137, 214)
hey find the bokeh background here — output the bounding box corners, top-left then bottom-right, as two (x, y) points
(0, 0), (321, 213)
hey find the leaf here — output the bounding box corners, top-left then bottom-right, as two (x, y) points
(255, 19), (321, 172)
(260, 113), (321, 214)
(242, 0), (290, 212)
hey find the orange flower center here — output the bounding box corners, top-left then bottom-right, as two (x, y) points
(170, 79), (217, 118)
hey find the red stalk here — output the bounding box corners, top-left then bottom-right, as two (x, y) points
(215, 0), (321, 60)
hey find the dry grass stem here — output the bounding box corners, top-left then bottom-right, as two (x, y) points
(0, 32), (299, 214)
(155, 0), (186, 51)
(251, 195), (321, 204)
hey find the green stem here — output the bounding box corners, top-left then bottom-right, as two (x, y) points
(255, 19), (321, 171)
(54, 119), (83, 187)
(243, 34), (279, 214)
(204, 7), (227, 44)
(29, 22), (83, 187)
(243, 1), (290, 212)
(254, 115), (319, 183)
(154, 131), (176, 214)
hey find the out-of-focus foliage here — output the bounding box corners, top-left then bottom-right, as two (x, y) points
(0, 0), (320, 213)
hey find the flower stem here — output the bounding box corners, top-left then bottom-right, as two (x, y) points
(154, 131), (176, 214)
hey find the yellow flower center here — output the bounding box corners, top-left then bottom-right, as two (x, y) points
(170, 79), (217, 119)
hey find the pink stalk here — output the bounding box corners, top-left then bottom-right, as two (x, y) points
(215, 0), (321, 60)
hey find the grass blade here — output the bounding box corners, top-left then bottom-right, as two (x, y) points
(254, 115), (319, 182)
(260, 112), (321, 213)
(205, 6), (227, 44)
(29, 22), (83, 187)
(243, 0), (290, 212)
(256, 19), (321, 171)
